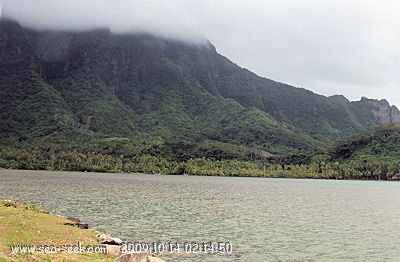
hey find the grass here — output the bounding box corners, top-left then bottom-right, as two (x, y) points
(0, 200), (115, 262)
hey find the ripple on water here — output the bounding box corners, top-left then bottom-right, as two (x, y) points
(1, 170), (400, 262)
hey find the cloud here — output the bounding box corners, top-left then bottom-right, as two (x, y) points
(3, 0), (400, 106)
(2, 0), (209, 42)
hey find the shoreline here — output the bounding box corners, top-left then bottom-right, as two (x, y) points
(1, 167), (399, 181)
(0, 199), (164, 262)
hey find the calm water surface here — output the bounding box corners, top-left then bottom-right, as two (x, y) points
(1, 170), (399, 261)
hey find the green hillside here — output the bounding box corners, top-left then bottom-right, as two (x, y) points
(1, 18), (399, 176)
(331, 123), (400, 161)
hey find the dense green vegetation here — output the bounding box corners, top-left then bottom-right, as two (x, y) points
(1, 124), (400, 180)
(1, 19), (400, 180)
(331, 123), (400, 160)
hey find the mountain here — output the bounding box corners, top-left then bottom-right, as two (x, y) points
(1, 18), (399, 161)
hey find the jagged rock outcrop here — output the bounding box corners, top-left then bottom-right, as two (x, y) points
(360, 97), (400, 124)
(390, 105), (400, 123)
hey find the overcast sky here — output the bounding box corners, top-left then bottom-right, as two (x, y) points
(3, 0), (400, 106)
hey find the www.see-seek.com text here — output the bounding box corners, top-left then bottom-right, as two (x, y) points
(10, 241), (107, 255)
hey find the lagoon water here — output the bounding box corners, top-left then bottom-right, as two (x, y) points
(1, 170), (399, 261)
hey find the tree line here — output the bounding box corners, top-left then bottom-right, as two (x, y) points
(1, 146), (399, 180)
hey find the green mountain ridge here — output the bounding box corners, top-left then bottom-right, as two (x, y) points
(1, 18), (399, 161)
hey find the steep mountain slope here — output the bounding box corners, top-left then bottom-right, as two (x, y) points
(153, 39), (400, 140)
(0, 19), (398, 159)
(0, 20), (71, 137)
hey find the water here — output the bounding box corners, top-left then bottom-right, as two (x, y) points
(1, 170), (399, 261)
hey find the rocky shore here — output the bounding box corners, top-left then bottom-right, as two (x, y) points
(0, 199), (164, 262)
(63, 216), (164, 262)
